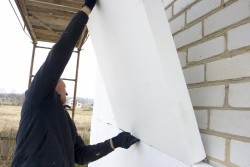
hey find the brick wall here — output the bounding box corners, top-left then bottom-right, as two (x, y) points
(163, 0), (250, 166)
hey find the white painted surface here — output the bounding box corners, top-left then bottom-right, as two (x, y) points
(210, 110), (250, 138)
(206, 53), (250, 81)
(188, 36), (225, 62)
(178, 51), (187, 67)
(162, 0), (174, 8)
(204, 0), (250, 35)
(189, 86), (225, 107)
(228, 23), (250, 50)
(92, 67), (117, 125)
(229, 82), (250, 108)
(90, 117), (190, 167)
(90, 79), (191, 167)
(173, 0), (196, 15)
(187, 0), (221, 23)
(230, 140), (250, 167)
(174, 23), (202, 48)
(194, 110), (208, 130)
(183, 65), (204, 84)
(201, 134), (226, 161)
(208, 160), (226, 167)
(192, 162), (214, 167)
(169, 13), (185, 34)
(165, 6), (172, 20)
(90, 80), (212, 167)
(88, 0), (205, 165)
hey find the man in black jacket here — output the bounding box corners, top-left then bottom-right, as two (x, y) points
(11, 1), (139, 166)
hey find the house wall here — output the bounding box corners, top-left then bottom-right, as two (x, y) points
(163, 0), (250, 166)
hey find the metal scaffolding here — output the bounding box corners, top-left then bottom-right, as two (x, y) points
(13, 0), (89, 119)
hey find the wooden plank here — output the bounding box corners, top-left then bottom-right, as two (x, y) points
(26, 0), (79, 13)
(28, 11), (72, 21)
(70, 0), (83, 3)
(33, 25), (64, 33)
(30, 15), (60, 39)
(36, 33), (59, 43)
(29, 0), (83, 9)
(35, 28), (81, 45)
(34, 28), (62, 37)
(29, 14), (69, 28)
(16, 0), (87, 46)
(26, 4), (76, 17)
(30, 19), (66, 31)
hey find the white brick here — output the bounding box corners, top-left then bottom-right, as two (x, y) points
(204, 0), (250, 35)
(174, 23), (202, 48)
(173, 0), (196, 15)
(178, 51), (187, 67)
(194, 110), (208, 129)
(162, 0), (174, 8)
(166, 6), (172, 20)
(228, 23), (250, 50)
(193, 162), (214, 167)
(189, 85), (225, 107)
(183, 65), (204, 84)
(229, 82), (250, 108)
(201, 134), (226, 161)
(169, 13), (185, 34)
(188, 36), (225, 62)
(187, 0), (221, 23)
(231, 140), (250, 167)
(210, 110), (250, 137)
(207, 53), (250, 81)
(208, 160), (226, 167)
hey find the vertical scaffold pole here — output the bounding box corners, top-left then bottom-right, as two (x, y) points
(28, 43), (37, 86)
(72, 49), (81, 120)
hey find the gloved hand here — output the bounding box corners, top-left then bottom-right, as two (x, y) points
(84, 0), (96, 10)
(111, 132), (140, 149)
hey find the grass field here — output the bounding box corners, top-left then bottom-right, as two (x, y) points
(0, 105), (92, 167)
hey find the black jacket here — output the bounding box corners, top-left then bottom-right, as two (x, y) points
(11, 11), (113, 167)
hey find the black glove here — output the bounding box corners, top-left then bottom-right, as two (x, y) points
(112, 132), (140, 149)
(84, 0), (96, 10)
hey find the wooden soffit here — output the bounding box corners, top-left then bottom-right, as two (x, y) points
(15, 0), (88, 50)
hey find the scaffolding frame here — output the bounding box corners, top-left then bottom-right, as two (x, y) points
(14, 0), (89, 119)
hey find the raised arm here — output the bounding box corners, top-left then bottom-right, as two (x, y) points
(26, 6), (91, 107)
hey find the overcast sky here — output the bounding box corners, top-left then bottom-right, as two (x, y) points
(0, 1), (97, 98)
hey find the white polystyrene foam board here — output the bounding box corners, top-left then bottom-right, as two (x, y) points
(89, 116), (190, 167)
(88, 0), (205, 165)
(92, 67), (117, 126)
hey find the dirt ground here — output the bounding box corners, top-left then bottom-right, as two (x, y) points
(0, 105), (92, 137)
(0, 106), (20, 137)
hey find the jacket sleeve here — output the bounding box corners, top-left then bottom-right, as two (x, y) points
(74, 134), (114, 165)
(26, 11), (89, 107)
